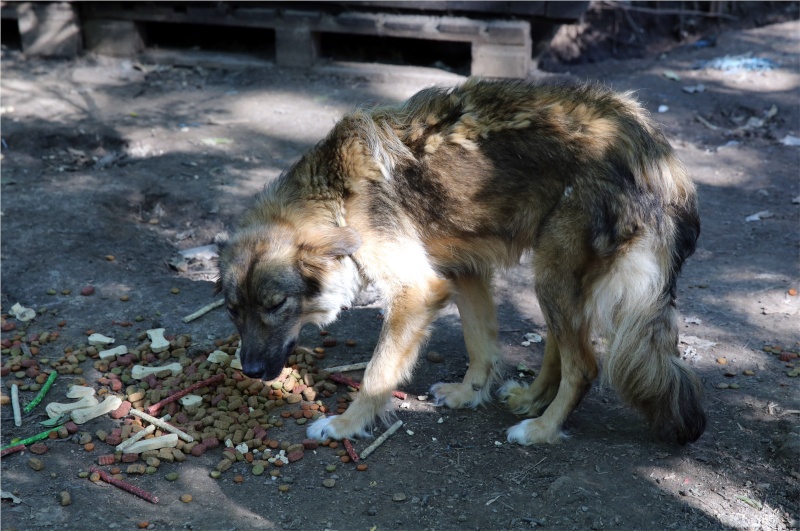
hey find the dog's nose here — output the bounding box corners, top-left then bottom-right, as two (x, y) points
(241, 357), (266, 379)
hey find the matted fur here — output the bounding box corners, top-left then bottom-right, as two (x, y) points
(217, 78), (706, 445)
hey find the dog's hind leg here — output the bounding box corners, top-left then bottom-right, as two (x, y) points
(498, 331), (561, 417)
(307, 276), (451, 441)
(431, 275), (502, 409)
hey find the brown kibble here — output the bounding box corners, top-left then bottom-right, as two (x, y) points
(119, 295), (130, 302)
(322, 338), (337, 348)
(97, 455), (115, 466)
(234, 474), (244, 484)
(345, 339), (357, 347)
(137, 522), (150, 529)
(59, 491), (72, 506)
(356, 464), (368, 472)
(105, 255), (116, 261)
(84, 443), (95, 452)
(339, 455), (351, 463)
(89, 471), (101, 482)
(80, 286), (95, 296)
(329, 441), (339, 449)
(28, 458), (45, 471)
(743, 370), (755, 376)
(29, 443), (49, 455)
(278, 484), (290, 493)
(789, 288), (798, 296)
(180, 494), (193, 503)
(780, 352), (799, 362)
(716, 357), (727, 365)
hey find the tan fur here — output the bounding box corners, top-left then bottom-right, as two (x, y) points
(218, 79), (705, 446)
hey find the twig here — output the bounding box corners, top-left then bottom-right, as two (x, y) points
(598, 1), (738, 20)
(182, 299), (225, 323)
(90, 466), (159, 504)
(146, 373), (225, 415)
(343, 439), (360, 462)
(130, 409), (193, 442)
(0, 445), (25, 459)
(23, 371), (57, 413)
(359, 420), (403, 459)
(329, 372), (407, 400)
(11, 384), (21, 427)
(695, 114), (724, 132)
(0, 427), (61, 452)
(325, 362), (369, 373)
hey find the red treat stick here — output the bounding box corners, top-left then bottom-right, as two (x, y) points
(0, 445), (25, 459)
(89, 466), (159, 504)
(329, 373), (407, 400)
(343, 438), (360, 462)
(146, 373), (225, 415)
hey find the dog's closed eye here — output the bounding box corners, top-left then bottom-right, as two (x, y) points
(265, 297), (287, 313)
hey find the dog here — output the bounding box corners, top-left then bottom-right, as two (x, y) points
(217, 78), (706, 445)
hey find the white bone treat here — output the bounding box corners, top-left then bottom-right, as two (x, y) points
(70, 395), (122, 424)
(123, 433), (178, 454)
(129, 409), (194, 442)
(207, 350), (230, 364)
(46, 395), (99, 419)
(178, 394), (202, 407)
(98, 345), (128, 359)
(146, 328), (170, 353)
(116, 424), (156, 452)
(88, 333), (115, 346)
(66, 385), (96, 399)
(231, 347), (242, 370)
(130, 362), (182, 380)
(10, 302), (36, 322)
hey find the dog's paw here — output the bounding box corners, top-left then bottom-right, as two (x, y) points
(306, 414), (372, 441)
(430, 382), (487, 409)
(506, 418), (565, 445)
(498, 380), (533, 415)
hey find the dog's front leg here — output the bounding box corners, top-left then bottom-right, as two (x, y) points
(307, 278), (451, 441)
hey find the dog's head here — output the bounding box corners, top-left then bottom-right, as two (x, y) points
(217, 221), (361, 380)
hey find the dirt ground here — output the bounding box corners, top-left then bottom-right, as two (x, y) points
(1, 16), (799, 531)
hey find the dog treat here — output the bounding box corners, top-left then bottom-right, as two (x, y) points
(146, 328), (170, 353)
(23, 371), (57, 413)
(178, 394), (202, 407)
(129, 409), (193, 443)
(46, 395), (99, 419)
(71, 395), (122, 425)
(11, 384), (21, 427)
(123, 433), (178, 454)
(116, 424), (156, 453)
(343, 438), (360, 462)
(66, 385), (96, 399)
(0, 444), (25, 458)
(10, 302), (36, 322)
(130, 362), (182, 380)
(329, 372), (408, 400)
(0, 427), (60, 452)
(146, 373), (225, 415)
(206, 350), (230, 364)
(87, 333), (115, 346)
(182, 299), (225, 323)
(89, 467), (159, 504)
(359, 420), (403, 459)
(98, 345), (128, 360)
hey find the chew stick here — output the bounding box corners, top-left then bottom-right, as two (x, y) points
(343, 438), (360, 462)
(329, 373), (407, 400)
(129, 409), (193, 442)
(11, 384), (21, 426)
(23, 371), (57, 413)
(182, 299), (225, 323)
(359, 420), (403, 459)
(146, 373), (225, 415)
(0, 427), (60, 452)
(324, 362), (369, 373)
(0, 445), (25, 458)
(90, 466), (159, 504)
(116, 424), (156, 452)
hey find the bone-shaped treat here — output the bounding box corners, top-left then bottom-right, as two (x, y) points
(99, 345), (128, 360)
(178, 394), (202, 407)
(146, 328), (170, 353)
(70, 395), (122, 425)
(123, 433), (178, 454)
(66, 385), (96, 399)
(46, 395), (99, 419)
(88, 333), (115, 346)
(130, 363), (182, 380)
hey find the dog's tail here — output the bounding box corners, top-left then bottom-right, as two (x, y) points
(591, 168), (705, 444)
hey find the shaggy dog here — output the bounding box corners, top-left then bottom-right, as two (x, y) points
(217, 78), (705, 445)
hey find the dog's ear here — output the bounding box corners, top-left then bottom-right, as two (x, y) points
(300, 226), (361, 258)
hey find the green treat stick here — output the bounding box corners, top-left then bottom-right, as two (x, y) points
(0, 426), (61, 452)
(23, 371), (58, 413)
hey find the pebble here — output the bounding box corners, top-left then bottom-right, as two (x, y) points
(59, 491), (71, 506)
(278, 485), (290, 493)
(29, 443), (49, 455)
(322, 478), (336, 488)
(392, 493), (407, 502)
(426, 351), (444, 363)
